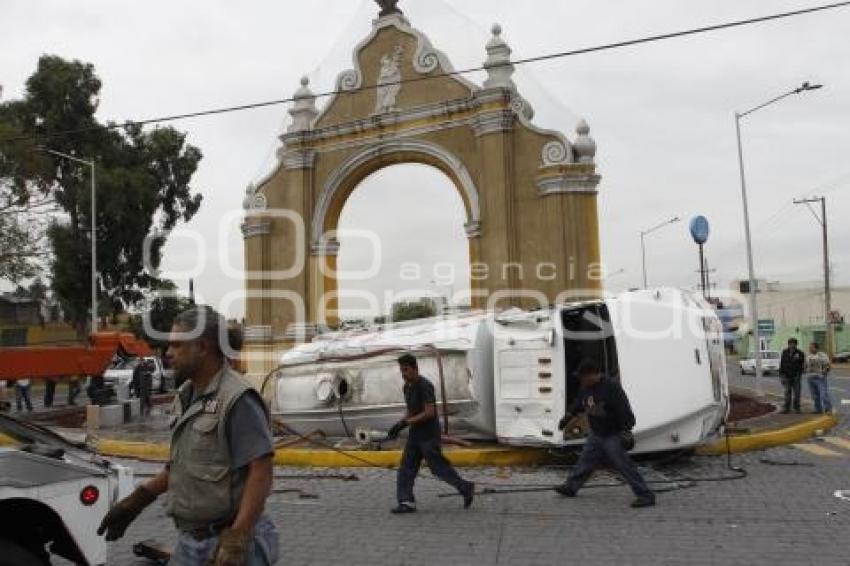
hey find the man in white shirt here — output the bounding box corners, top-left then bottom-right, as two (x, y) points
(804, 342), (832, 414)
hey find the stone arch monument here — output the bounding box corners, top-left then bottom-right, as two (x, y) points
(242, 3), (602, 373)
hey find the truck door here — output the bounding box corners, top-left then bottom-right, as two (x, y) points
(493, 320), (563, 445)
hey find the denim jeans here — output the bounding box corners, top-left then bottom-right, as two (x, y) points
(171, 515), (279, 565)
(781, 374), (802, 411)
(43, 380), (55, 408)
(15, 384), (32, 412)
(564, 433), (653, 497)
(397, 434), (472, 504)
(806, 373), (832, 413)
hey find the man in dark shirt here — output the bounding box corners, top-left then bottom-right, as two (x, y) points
(779, 338), (805, 414)
(555, 359), (655, 508)
(387, 353), (475, 514)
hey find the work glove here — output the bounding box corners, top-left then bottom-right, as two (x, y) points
(97, 485), (157, 541)
(210, 527), (252, 566)
(620, 431), (636, 451)
(387, 419), (408, 440)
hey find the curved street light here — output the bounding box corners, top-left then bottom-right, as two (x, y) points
(40, 148), (97, 334)
(735, 81), (823, 394)
(640, 216), (680, 288)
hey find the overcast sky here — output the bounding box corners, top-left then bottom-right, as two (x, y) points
(3, 0), (849, 319)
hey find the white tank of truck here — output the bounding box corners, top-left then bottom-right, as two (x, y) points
(268, 288), (729, 454)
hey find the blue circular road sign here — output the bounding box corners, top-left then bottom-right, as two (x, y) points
(689, 216), (710, 244)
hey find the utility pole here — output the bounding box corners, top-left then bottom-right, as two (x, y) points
(794, 196), (833, 358)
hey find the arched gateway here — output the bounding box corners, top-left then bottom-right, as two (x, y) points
(241, 1), (602, 375)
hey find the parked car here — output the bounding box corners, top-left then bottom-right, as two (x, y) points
(102, 356), (172, 400)
(833, 351), (850, 363)
(0, 413), (133, 565)
(739, 350), (781, 375)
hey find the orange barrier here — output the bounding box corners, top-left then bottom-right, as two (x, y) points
(0, 332), (153, 380)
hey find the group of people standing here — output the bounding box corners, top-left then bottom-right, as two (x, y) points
(779, 338), (832, 414)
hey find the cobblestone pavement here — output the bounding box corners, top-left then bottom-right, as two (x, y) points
(106, 442), (850, 565)
(95, 363), (850, 565)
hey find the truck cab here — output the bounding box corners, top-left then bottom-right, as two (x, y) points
(493, 289), (729, 453)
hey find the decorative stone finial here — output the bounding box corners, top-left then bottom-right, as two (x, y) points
(483, 23), (515, 90)
(242, 183), (255, 210)
(294, 76), (311, 98)
(576, 119), (589, 135)
(288, 76), (318, 133)
(574, 119), (597, 163)
(375, 0), (402, 17)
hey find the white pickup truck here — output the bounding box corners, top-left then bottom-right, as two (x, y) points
(0, 414), (133, 565)
(102, 356), (175, 400)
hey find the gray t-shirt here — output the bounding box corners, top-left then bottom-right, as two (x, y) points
(226, 393), (274, 469)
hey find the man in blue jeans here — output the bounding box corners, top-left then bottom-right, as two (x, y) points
(15, 378), (33, 412)
(804, 341), (832, 414)
(555, 360), (655, 508)
(387, 353), (474, 514)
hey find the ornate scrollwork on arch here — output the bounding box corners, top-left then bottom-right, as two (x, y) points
(414, 47), (440, 74)
(251, 193), (268, 211)
(339, 69), (362, 92)
(542, 141), (572, 166)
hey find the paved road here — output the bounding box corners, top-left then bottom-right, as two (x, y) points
(101, 363), (850, 566)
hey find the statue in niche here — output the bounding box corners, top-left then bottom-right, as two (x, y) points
(375, 0), (402, 17)
(375, 45), (403, 114)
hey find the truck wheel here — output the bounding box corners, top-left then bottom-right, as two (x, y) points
(0, 539), (47, 566)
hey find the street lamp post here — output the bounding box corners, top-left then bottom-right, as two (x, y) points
(734, 81), (822, 395)
(640, 216), (680, 288)
(42, 149), (97, 334)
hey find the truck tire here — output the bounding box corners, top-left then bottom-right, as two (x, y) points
(0, 539), (47, 566)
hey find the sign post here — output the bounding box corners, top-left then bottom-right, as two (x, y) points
(689, 216), (710, 298)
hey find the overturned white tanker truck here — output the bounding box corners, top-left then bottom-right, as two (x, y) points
(266, 288), (729, 454)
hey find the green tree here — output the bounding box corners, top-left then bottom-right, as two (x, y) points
(11, 277), (48, 300)
(0, 109), (54, 283)
(391, 300), (436, 322)
(2, 55), (203, 334)
(128, 282), (195, 349)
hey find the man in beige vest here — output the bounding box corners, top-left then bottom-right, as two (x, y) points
(98, 306), (278, 565)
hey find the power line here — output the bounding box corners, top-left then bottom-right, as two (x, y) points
(702, 169), (850, 271)
(2, 1), (849, 145)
